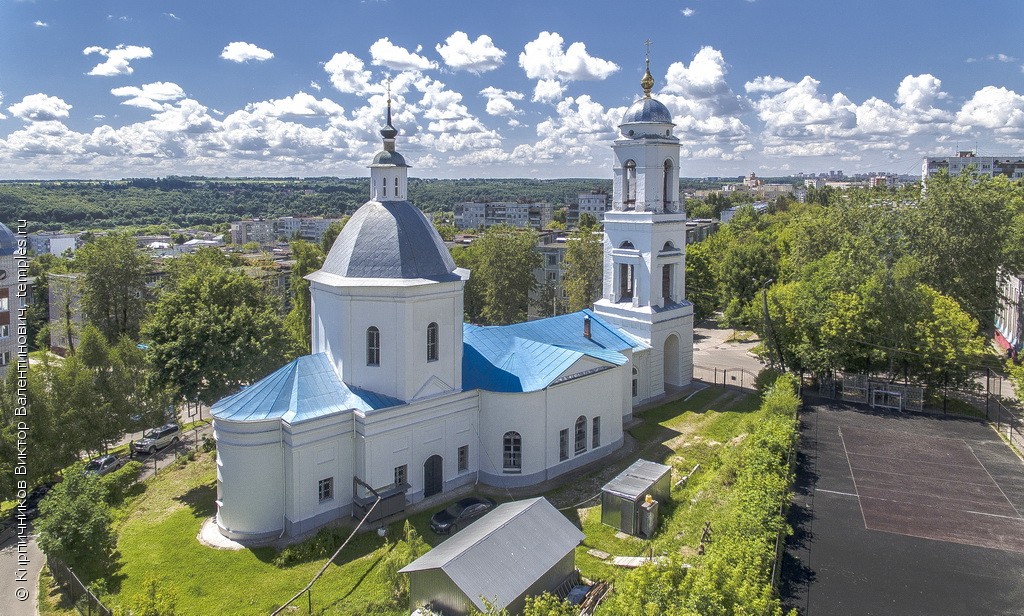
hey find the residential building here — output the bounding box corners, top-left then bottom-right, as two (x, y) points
(996, 272), (1024, 356)
(0, 223), (22, 378)
(568, 190), (610, 226)
(453, 201), (553, 230)
(922, 151), (1024, 181)
(28, 232), (79, 256)
(48, 272), (84, 356)
(230, 217), (344, 246)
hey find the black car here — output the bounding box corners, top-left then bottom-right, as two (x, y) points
(430, 496), (497, 535)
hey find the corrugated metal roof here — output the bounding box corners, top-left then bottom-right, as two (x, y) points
(400, 497), (584, 611)
(602, 459), (672, 500)
(462, 310), (639, 393)
(319, 200), (458, 280)
(211, 353), (402, 423)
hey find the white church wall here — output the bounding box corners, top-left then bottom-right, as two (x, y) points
(283, 414), (356, 537)
(543, 365), (628, 477)
(356, 390), (479, 502)
(214, 418), (286, 541)
(478, 389), (547, 487)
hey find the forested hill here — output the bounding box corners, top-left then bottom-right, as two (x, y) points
(0, 177), (615, 231)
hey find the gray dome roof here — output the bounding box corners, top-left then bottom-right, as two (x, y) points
(621, 97), (673, 125)
(320, 200), (457, 280)
(0, 223), (16, 257)
(371, 150), (409, 167)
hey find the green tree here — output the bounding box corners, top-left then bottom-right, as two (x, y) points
(35, 465), (116, 577)
(320, 217), (350, 253)
(75, 233), (150, 341)
(471, 226), (541, 325)
(451, 245), (485, 323)
(524, 592), (577, 616)
(562, 226), (603, 312)
(284, 240), (325, 356)
(379, 521), (429, 606)
(685, 240), (718, 321)
(142, 248), (290, 406)
(25, 253), (70, 352)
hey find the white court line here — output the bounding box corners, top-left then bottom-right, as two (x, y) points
(964, 510), (1024, 521)
(839, 426), (869, 529)
(816, 488), (859, 497)
(966, 442), (1024, 520)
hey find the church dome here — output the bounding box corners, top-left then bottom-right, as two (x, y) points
(0, 222), (17, 256)
(320, 200), (457, 280)
(621, 97), (673, 125)
(371, 149), (408, 167)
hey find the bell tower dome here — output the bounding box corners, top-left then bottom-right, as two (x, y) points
(369, 84), (409, 202)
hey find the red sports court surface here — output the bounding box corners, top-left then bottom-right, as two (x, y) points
(840, 426), (1024, 553)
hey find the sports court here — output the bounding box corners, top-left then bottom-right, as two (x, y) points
(783, 402), (1024, 615)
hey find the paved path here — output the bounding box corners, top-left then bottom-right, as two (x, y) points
(0, 525), (42, 616)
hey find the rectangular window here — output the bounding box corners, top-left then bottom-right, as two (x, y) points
(318, 477), (334, 503)
(547, 254), (558, 266)
(367, 327), (380, 366)
(0, 296), (8, 311)
(394, 464), (408, 487)
(458, 445), (469, 472)
(559, 429), (569, 462)
(592, 417), (601, 448)
(0, 352), (9, 367)
(0, 324), (7, 338)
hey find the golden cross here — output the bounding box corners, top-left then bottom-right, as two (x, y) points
(645, 39), (652, 63)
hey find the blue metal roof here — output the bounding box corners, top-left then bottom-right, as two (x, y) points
(462, 310), (639, 393)
(211, 353), (402, 423)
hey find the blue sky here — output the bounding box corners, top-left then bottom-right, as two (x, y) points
(1, 0), (1022, 179)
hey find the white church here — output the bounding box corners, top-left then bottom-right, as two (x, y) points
(211, 60), (695, 542)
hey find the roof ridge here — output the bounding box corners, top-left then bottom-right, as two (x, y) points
(441, 498), (542, 568)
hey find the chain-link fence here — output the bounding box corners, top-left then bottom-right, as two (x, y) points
(47, 557), (113, 616)
(693, 364), (760, 392)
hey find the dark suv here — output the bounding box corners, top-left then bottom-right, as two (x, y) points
(430, 496), (497, 535)
(131, 423), (181, 455)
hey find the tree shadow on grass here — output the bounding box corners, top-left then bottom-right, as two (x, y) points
(175, 484), (216, 518)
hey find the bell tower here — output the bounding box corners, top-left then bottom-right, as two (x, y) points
(593, 45), (693, 401)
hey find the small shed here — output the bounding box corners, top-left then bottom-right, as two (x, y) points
(400, 497), (584, 616)
(601, 459), (671, 537)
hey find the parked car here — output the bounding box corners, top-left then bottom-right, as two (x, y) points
(430, 496), (497, 535)
(23, 482), (56, 521)
(84, 454), (128, 477)
(131, 423), (182, 455)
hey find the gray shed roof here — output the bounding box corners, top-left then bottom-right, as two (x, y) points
(400, 497), (584, 611)
(319, 200), (458, 280)
(602, 459), (672, 501)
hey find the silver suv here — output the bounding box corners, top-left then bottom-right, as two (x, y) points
(131, 423), (181, 455)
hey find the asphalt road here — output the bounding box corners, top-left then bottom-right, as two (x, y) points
(0, 525), (42, 616)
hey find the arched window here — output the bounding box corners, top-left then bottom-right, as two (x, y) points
(394, 176), (400, 197)
(663, 159), (674, 211)
(619, 241), (635, 250)
(624, 160), (637, 206)
(574, 416), (587, 454)
(426, 322), (439, 362)
(382, 180), (387, 197)
(662, 264), (673, 304)
(366, 326), (380, 366)
(503, 431), (521, 472)
(662, 241), (676, 252)
(632, 367), (638, 397)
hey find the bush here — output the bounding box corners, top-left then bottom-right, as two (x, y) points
(272, 527), (344, 567)
(101, 461), (142, 505)
(200, 436), (215, 453)
(36, 464), (116, 578)
(754, 367), (784, 394)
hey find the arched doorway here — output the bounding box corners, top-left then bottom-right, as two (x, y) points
(664, 333), (680, 387)
(423, 455), (443, 498)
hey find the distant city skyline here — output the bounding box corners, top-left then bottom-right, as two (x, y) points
(1, 0), (1022, 180)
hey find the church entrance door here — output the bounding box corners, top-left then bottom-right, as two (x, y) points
(423, 455), (443, 498)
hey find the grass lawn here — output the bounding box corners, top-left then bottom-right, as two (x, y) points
(89, 384), (766, 615)
(37, 566), (79, 616)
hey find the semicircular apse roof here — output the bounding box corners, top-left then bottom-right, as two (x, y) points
(320, 200), (457, 280)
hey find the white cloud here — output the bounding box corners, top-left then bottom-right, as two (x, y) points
(895, 74), (945, 110)
(245, 92), (345, 118)
(34, 20), (48, 27)
(111, 82), (185, 111)
(413, 77), (501, 152)
(8, 93), (72, 121)
(657, 47), (751, 149)
(436, 32), (505, 74)
(0, 93), (5, 120)
(519, 32), (618, 82)
(681, 8), (695, 17)
(369, 38), (437, 71)
(533, 78), (565, 103)
(83, 44), (153, 77)
(744, 75), (796, 94)
(955, 86), (1024, 131)
(480, 87), (523, 116)
(164, 13), (180, 21)
(221, 42), (274, 63)
(309, 81), (321, 91)
(324, 52), (376, 94)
